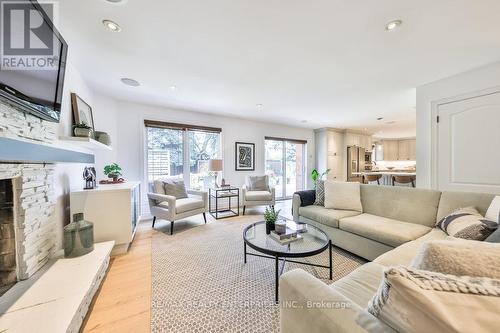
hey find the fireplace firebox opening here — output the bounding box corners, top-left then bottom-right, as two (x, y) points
(0, 178), (16, 296)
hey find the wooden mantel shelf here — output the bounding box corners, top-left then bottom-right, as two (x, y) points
(59, 136), (112, 151)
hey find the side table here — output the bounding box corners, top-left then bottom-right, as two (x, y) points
(209, 186), (240, 219)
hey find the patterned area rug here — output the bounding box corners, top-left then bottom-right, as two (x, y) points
(151, 215), (366, 333)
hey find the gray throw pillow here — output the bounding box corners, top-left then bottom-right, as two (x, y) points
(247, 176), (269, 191)
(163, 179), (188, 199)
(314, 180), (325, 206)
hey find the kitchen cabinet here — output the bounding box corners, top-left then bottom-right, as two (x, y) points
(380, 139), (416, 161)
(316, 129), (344, 181)
(383, 140), (399, 161)
(365, 136), (373, 151)
(345, 132), (372, 150)
(397, 139), (416, 160)
(316, 129), (373, 182)
(344, 133), (360, 147)
(327, 130), (344, 180)
(398, 140), (409, 160)
(408, 139), (416, 160)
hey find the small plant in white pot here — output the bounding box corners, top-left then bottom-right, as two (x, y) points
(73, 122), (93, 138)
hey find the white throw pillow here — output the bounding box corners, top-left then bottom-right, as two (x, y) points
(410, 239), (500, 279)
(367, 267), (500, 333)
(486, 196), (500, 223)
(324, 181), (362, 212)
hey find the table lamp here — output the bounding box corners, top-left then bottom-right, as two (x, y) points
(208, 159), (223, 187)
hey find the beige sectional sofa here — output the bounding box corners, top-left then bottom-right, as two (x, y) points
(281, 185), (495, 333)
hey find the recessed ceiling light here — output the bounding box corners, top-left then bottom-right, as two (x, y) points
(385, 20), (402, 31)
(102, 19), (122, 32)
(256, 104), (263, 108)
(377, 117), (384, 121)
(170, 85), (177, 91)
(105, 0), (127, 3)
(121, 78), (140, 87)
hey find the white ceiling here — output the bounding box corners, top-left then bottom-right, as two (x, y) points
(56, 0), (500, 138)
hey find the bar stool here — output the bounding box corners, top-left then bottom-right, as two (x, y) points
(364, 174), (382, 185)
(392, 175), (416, 188)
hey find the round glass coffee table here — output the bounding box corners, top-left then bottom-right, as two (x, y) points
(243, 221), (332, 303)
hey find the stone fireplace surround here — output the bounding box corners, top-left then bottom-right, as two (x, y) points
(0, 102), (59, 287)
(0, 99), (113, 332)
(0, 164), (56, 283)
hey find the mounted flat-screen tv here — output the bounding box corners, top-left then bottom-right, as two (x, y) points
(0, 0), (68, 122)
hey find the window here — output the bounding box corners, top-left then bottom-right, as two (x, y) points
(265, 137), (307, 200)
(146, 126), (183, 182)
(145, 120), (222, 190)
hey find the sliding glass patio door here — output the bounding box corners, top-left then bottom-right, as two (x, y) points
(265, 137), (306, 200)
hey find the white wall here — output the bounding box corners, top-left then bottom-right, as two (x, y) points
(315, 130), (327, 175)
(416, 61), (500, 188)
(51, 62), (117, 250)
(51, 61), (95, 251)
(91, 94), (119, 180)
(112, 101), (315, 214)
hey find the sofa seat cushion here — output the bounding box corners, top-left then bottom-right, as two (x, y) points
(299, 206), (360, 228)
(157, 197), (205, 214)
(331, 262), (385, 308)
(245, 190), (273, 201)
(339, 214), (431, 247)
(374, 228), (447, 266)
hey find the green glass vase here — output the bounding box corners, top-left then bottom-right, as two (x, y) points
(64, 213), (94, 258)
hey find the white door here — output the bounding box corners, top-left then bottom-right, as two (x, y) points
(436, 91), (500, 194)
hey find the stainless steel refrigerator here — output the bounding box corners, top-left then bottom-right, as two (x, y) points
(347, 146), (365, 182)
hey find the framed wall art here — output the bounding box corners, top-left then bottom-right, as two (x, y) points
(71, 92), (95, 132)
(235, 142), (255, 171)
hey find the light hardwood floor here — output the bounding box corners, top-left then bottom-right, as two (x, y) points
(82, 200), (292, 332)
(82, 223), (152, 333)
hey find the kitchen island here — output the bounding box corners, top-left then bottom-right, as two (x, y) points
(353, 171), (416, 186)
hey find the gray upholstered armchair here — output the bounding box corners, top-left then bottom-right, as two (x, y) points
(148, 179), (208, 235)
(242, 175), (276, 215)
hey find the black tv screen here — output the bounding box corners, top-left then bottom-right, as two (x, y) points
(0, 0), (68, 122)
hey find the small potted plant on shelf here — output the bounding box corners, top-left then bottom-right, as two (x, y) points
(264, 206), (281, 235)
(73, 122), (93, 138)
(103, 163), (122, 182)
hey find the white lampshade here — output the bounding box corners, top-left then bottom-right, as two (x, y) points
(208, 159), (223, 172)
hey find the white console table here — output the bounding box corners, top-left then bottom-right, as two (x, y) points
(70, 181), (141, 255)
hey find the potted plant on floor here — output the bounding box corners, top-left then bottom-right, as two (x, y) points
(264, 206), (280, 235)
(104, 163), (122, 182)
(73, 122), (93, 138)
